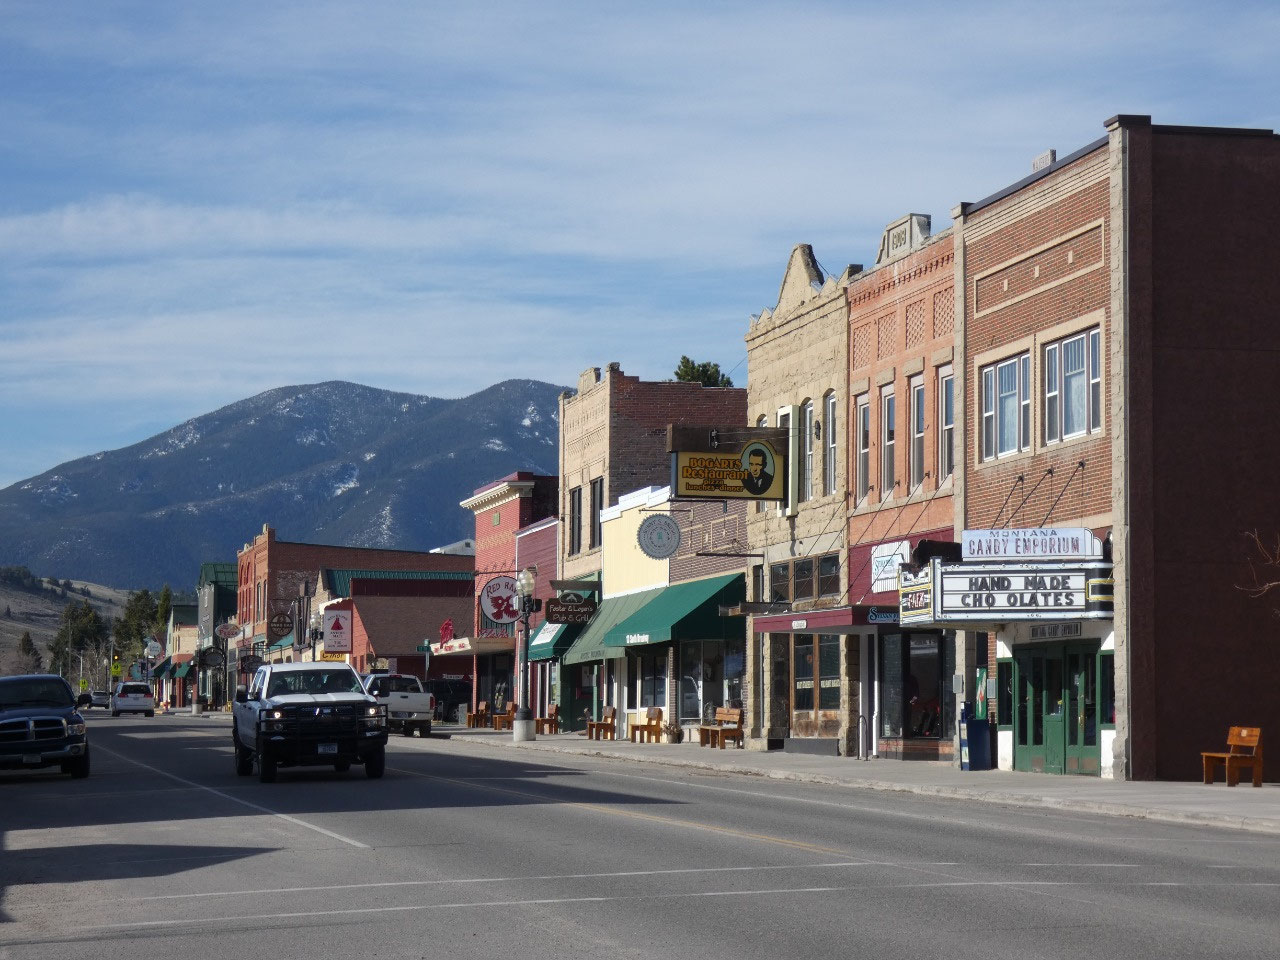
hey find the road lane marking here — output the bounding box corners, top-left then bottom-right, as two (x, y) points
(93, 743), (369, 849)
(79, 880), (1280, 931)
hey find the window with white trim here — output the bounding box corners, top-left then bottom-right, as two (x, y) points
(980, 352), (1030, 460)
(938, 366), (954, 483)
(823, 392), (837, 496)
(909, 375), (925, 489)
(856, 396), (870, 503)
(1044, 327), (1102, 444)
(799, 400), (814, 503)
(880, 386), (895, 499)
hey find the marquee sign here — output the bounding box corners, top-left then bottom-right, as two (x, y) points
(900, 558), (1114, 624)
(668, 425), (789, 501)
(962, 528), (1104, 561)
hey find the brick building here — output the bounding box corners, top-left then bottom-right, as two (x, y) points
(234, 524), (473, 677)
(903, 115), (1280, 780)
(456, 472), (557, 712)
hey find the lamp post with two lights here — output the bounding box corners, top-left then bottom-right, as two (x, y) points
(513, 566), (539, 742)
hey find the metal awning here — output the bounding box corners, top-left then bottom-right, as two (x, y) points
(751, 605), (900, 634)
(602, 574), (745, 649)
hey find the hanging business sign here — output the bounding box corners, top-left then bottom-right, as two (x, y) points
(898, 565), (934, 625)
(870, 540), (911, 593)
(637, 514), (682, 559)
(546, 592), (597, 624)
(323, 609), (352, 652)
(962, 528), (1104, 561)
(479, 576), (520, 624)
(215, 621), (241, 640)
(668, 425), (789, 501)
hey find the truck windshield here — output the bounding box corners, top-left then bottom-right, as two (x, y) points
(267, 670), (365, 696)
(0, 677), (74, 709)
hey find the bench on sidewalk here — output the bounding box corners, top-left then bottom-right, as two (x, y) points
(587, 705), (617, 741)
(491, 701), (516, 731)
(465, 700), (489, 729)
(535, 703), (559, 735)
(630, 706), (663, 743)
(698, 707), (744, 749)
(1201, 726), (1263, 787)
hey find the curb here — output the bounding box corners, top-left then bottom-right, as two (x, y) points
(438, 732), (1280, 837)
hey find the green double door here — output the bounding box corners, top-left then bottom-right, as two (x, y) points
(1013, 642), (1101, 775)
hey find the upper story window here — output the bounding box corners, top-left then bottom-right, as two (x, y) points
(880, 386), (896, 500)
(769, 553), (841, 604)
(856, 395), (870, 503)
(589, 477), (604, 549)
(799, 400), (814, 503)
(981, 352), (1030, 460)
(938, 366), (954, 483)
(823, 392), (837, 496)
(568, 486), (582, 555)
(909, 375), (926, 489)
(1044, 327), (1102, 444)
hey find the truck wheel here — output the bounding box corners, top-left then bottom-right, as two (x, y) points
(402, 725), (414, 738)
(364, 746), (385, 779)
(233, 732), (253, 776)
(62, 749), (90, 779)
(334, 760), (351, 772)
(258, 747), (277, 783)
(420, 721), (431, 737)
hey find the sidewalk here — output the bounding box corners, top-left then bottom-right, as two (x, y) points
(169, 710), (1280, 835)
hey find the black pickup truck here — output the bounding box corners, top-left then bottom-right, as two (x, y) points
(232, 662), (388, 783)
(0, 674), (90, 778)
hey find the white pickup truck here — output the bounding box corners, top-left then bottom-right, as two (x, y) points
(361, 673), (435, 738)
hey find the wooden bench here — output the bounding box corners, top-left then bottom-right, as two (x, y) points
(630, 706), (663, 743)
(535, 703), (559, 735)
(587, 705), (617, 741)
(698, 707), (744, 749)
(1202, 726), (1263, 787)
(465, 700), (489, 729)
(491, 701), (516, 731)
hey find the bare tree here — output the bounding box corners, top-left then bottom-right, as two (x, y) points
(1239, 530), (1280, 617)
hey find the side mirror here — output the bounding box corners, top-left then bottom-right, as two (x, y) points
(76, 693), (92, 707)
(234, 685), (248, 703)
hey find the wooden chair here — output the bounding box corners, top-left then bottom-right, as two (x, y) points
(491, 701), (516, 731)
(1201, 726), (1263, 787)
(535, 703), (559, 735)
(465, 700), (489, 729)
(699, 707), (745, 749)
(630, 706), (663, 743)
(587, 705), (617, 741)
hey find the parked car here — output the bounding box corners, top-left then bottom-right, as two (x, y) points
(232, 662), (388, 783)
(111, 682), (155, 717)
(0, 674), (90, 777)
(89, 690), (110, 709)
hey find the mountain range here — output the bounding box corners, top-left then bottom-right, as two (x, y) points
(0, 379), (566, 589)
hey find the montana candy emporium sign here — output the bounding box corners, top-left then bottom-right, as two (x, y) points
(899, 558), (1114, 624)
(962, 527), (1104, 561)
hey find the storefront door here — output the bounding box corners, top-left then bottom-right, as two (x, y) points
(1014, 642), (1101, 775)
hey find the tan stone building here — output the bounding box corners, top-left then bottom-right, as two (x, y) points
(743, 245), (858, 754)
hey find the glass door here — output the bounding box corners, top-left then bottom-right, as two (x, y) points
(1064, 642), (1101, 775)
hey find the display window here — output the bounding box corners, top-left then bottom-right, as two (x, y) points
(878, 632), (954, 739)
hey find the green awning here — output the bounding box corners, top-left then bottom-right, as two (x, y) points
(152, 657), (172, 678)
(602, 573), (746, 648)
(562, 591), (658, 665)
(527, 621), (583, 662)
(267, 633), (294, 652)
(173, 662), (192, 679)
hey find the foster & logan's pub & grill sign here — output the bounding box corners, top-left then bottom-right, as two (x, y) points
(900, 528), (1113, 626)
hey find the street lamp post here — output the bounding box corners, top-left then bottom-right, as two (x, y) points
(513, 567), (537, 742)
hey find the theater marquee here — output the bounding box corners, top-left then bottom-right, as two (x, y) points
(900, 558), (1114, 625)
(668, 425), (789, 501)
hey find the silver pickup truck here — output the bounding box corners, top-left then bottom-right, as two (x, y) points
(362, 673), (435, 738)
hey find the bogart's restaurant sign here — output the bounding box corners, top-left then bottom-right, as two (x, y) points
(668, 425), (789, 501)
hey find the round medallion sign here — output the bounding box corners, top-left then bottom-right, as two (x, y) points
(480, 575), (520, 624)
(637, 514), (682, 560)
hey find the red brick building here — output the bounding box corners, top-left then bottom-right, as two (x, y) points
(926, 115), (1280, 780)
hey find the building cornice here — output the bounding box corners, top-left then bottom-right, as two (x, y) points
(459, 480), (536, 514)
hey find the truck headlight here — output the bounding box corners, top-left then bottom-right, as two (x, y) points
(67, 722), (86, 736)
(271, 709), (284, 720)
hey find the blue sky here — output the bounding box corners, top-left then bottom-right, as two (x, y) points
(2, 1), (1278, 488)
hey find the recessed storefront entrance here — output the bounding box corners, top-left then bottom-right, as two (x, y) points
(1012, 641), (1112, 775)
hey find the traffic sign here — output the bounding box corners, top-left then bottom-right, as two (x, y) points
(79, 678), (89, 691)
(111, 664), (122, 678)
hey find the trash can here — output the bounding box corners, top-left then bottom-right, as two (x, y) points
(960, 702), (992, 771)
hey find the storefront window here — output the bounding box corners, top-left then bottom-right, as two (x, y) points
(635, 649), (666, 708)
(879, 632), (952, 739)
(793, 635), (814, 711)
(724, 637), (745, 707)
(680, 640), (731, 722)
(818, 635), (840, 710)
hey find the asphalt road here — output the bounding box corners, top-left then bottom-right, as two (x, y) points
(2, 715), (1277, 960)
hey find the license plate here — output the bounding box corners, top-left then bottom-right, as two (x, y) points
(317, 743), (338, 755)
(22, 754), (41, 765)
